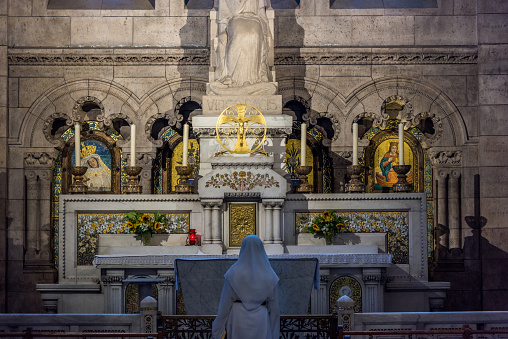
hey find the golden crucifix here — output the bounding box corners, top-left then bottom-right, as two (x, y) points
(215, 104), (267, 156)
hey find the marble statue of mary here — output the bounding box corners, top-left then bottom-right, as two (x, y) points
(210, 0), (277, 95)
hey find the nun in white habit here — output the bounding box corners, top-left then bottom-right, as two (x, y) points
(211, 235), (280, 339)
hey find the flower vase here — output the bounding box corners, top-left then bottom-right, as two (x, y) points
(141, 232), (152, 246)
(325, 232), (334, 245)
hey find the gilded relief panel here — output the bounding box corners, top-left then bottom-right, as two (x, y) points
(229, 204), (256, 247)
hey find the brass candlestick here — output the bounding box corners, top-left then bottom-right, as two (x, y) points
(392, 165), (412, 192)
(295, 165), (313, 193)
(346, 165), (365, 193)
(124, 166), (142, 194)
(70, 166), (88, 194)
(175, 165), (194, 194)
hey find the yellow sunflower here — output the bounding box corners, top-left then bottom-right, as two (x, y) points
(142, 215), (151, 223)
(312, 224), (320, 231)
(154, 222), (161, 231)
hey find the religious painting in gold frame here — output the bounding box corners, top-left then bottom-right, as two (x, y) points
(364, 129), (424, 193)
(61, 129), (121, 194)
(229, 203), (256, 247)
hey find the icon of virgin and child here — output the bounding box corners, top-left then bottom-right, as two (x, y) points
(375, 141), (413, 189)
(77, 142), (112, 191)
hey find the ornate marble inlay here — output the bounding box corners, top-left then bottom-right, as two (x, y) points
(77, 212), (190, 265)
(296, 211), (409, 264)
(205, 171), (280, 191)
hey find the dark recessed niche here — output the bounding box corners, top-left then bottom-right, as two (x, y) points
(184, 0), (214, 10)
(271, 0), (300, 10)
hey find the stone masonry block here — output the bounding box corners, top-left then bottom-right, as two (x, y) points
(350, 16), (414, 46)
(479, 105), (508, 136)
(133, 17), (208, 47)
(8, 17), (71, 47)
(71, 17), (133, 47)
(415, 16), (477, 45)
(8, 0), (32, 16)
(478, 14), (508, 44)
(479, 45), (508, 75)
(479, 136), (508, 167)
(479, 75), (508, 105)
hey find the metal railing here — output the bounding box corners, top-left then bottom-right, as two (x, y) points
(0, 328), (163, 339)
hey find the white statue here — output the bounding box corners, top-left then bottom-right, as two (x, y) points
(209, 0), (277, 95)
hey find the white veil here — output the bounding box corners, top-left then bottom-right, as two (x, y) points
(224, 235), (279, 310)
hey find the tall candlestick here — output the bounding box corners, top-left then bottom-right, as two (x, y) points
(130, 124), (136, 166)
(74, 123), (80, 166)
(352, 122), (358, 166)
(398, 123), (404, 165)
(301, 123), (307, 166)
(182, 123), (189, 166)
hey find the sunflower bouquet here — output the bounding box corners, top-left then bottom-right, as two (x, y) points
(124, 211), (166, 245)
(307, 210), (347, 245)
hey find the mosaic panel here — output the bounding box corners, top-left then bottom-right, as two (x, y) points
(171, 139), (200, 192)
(329, 276), (362, 313)
(76, 212), (190, 265)
(285, 139), (313, 181)
(296, 211), (409, 264)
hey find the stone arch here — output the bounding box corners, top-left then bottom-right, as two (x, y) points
(140, 78), (206, 146)
(22, 78), (140, 148)
(344, 77), (467, 147)
(278, 77), (346, 141)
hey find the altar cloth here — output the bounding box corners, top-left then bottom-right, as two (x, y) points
(174, 258), (319, 315)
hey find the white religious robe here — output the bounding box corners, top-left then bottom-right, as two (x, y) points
(211, 279), (280, 339)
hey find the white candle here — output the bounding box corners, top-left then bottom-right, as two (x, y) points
(130, 124), (136, 166)
(75, 123), (80, 166)
(301, 123), (307, 166)
(398, 123), (404, 165)
(352, 122), (358, 166)
(182, 123), (189, 166)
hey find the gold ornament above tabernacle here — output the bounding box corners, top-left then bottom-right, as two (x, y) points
(215, 103), (267, 156)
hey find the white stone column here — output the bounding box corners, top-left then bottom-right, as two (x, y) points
(311, 273), (329, 314)
(140, 296), (157, 333)
(211, 202), (222, 244)
(436, 170), (449, 249)
(156, 270), (175, 315)
(362, 268), (384, 313)
(202, 202), (213, 244)
(102, 270), (125, 314)
(26, 171), (40, 253)
(138, 153), (155, 194)
(263, 202), (273, 243)
(448, 170), (461, 249)
(272, 202), (283, 244)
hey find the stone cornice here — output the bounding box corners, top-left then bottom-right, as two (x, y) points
(8, 47), (478, 66)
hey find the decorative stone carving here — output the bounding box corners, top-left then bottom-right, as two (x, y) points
(42, 113), (73, 144)
(430, 151), (462, 165)
(209, 0), (277, 95)
(72, 96), (105, 123)
(24, 152), (56, 167)
(8, 50), (478, 66)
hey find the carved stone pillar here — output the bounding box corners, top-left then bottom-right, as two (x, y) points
(448, 170), (461, 249)
(311, 273), (329, 314)
(263, 202), (273, 243)
(272, 201), (283, 244)
(157, 271), (176, 315)
(211, 202), (222, 244)
(362, 268), (384, 313)
(436, 170), (449, 249)
(24, 152), (56, 266)
(102, 269), (125, 314)
(201, 202), (213, 245)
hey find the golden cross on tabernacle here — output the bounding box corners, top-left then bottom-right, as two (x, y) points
(216, 104), (265, 154)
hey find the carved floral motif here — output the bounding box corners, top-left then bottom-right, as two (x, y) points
(205, 171), (279, 191)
